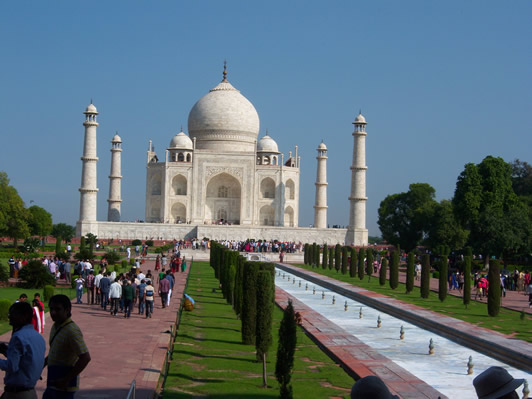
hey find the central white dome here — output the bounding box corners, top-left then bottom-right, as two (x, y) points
(188, 77), (260, 152)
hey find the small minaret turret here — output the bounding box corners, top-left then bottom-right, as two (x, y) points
(107, 132), (123, 222)
(313, 141), (328, 228)
(79, 102), (99, 222)
(346, 112), (368, 245)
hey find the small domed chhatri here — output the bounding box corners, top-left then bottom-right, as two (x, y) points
(354, 112), (366, 124)
(169, 130), (193, 150)
(112, 133), (122, 143)
(257, 133), (279, 153)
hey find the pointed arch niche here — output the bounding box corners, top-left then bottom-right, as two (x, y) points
(205, 173), (241, 224)
(284, 206), (294, 227)
(285, 179), (295, 200)
(172, 175), (187, 196)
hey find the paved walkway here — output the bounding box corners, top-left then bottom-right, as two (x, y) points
(0, 260), (191, 399)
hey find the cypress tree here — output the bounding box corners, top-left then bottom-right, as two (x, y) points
(406, 252), (415, 293)
(276, 300), (297, 399)
(303, 244), (309, 265)
(488, 260), (501, 316)
(322, 243), (328, 269)
(234, 255), (245, 316)
(420, 254), (430, 299)
(379, 258), (388, 286)
(437, 245), (450, 302)
(80, 236), (86, 252)
(366, 249), (374, 280)
(328, 247), (334, 270)
(357, 247), (365, 280)
(463, 247), (472, 308)
(55, 236), (62, 255)
(349, 247), (357, 278)
(313, 243), (319, 267)
(242, 262), (259, 344)
(389, 250), (399, 289)
(256, 271), (274, 387)
(227, 262), (236, 305)
(341, 246), (348, 274)
(334, 244), (341, 272)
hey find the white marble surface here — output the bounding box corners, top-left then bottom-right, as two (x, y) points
(275, 269), (531, 399)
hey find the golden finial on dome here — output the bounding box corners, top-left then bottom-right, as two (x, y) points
(222, 60), (227, 82)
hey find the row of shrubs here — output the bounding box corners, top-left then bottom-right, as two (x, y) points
(210, 242), (297, 394)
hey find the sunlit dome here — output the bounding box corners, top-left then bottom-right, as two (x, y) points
(257, 134), (279, 153)
(169, 131), (193, 150)
(85, 103), (98, 113)
(354, 112), (366, 123)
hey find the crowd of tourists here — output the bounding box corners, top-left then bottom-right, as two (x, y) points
(218, 239), (302, 253)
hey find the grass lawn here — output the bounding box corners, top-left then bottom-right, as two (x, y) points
(0, 286), (77, 335)
(293, 264), (532, 343)
(163, 261), (355, 399)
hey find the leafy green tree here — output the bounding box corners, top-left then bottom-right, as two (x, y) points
(322, 243), (328, 269)
(276, 300), (297, 399)
(23, 237), (41, 253)
(378, 183), (437, 252)
(103, 251), (121, 265)
(18, 260), (55, 288)
(341, 246), (348, 274)
(328, 247), (334, 270)
(379, 258), (387, 286)
(0, 172), (30, 246)
(406, 252), (415, 293)
(425, 200), (468, 251)
(357, 248), (365, 280)
(349, 247), (357, 278)
(511, 159), (532, 221)
(420, 254), (430, 298)
(487, 260), (501, 316)
(85, 233), (98, 252)
(453, 156), (530, 267)
(55, 236), (62, 255)
(334, 244), (341, 272)
(389, 249), (399, 289)
(51, 223), (76, 244)
(256, 271), (274, 387)
(28, 205), (53, 241)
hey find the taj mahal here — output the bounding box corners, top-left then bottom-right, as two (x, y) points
(76, 64), (368, 245)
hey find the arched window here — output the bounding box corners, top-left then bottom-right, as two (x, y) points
(177, 153), (185, 162)
(285, 179), (295, 200)
(186, 153), (192, 162)
(260, 178), (276, 199)
(151, 175), (162, 195)
(172, 175), (187, 195)
(218, 186), (228, 198)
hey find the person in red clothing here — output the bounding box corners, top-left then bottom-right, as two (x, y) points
(32, 298), (45, 333)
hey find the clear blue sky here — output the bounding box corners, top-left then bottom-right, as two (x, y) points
(1, 1), (530, 237)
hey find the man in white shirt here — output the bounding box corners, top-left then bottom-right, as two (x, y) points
(109, 279), (122, 316)
(94, 270), (104, 305)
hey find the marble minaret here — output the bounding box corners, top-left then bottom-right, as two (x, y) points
(79, 102), (99, 222)
(107, 133), (123, 221)
(313, 141), (328, 228)
(346, 112), (368, 245)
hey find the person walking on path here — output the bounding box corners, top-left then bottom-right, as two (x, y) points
(99, 273), (111, 311)
(74, 276), (84, 305)
(43, 295), (91, 399)
(64, 261), (72, 285)
(137, 279), (147, 315)
(0, 301), (46, 399)
(144, 280), (155, 318)
(165, 271), (175, 307)
(109, 279), (122, 316)
(158, 277), (170, 309)
(122, 281), (134, 319)
(85, 271), (95, 305)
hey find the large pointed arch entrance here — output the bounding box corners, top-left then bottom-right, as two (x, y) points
(205, 173), (241, 224)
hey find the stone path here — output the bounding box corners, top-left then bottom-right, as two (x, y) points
(0, 260), (191, 399)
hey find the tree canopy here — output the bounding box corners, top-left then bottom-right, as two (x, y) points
(28, 205), (53, 238)
(377, 183), (436, 251)
(0, 171), (30, 244)
(453, 156), (530, 259)
(51, 223), (76, 243)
